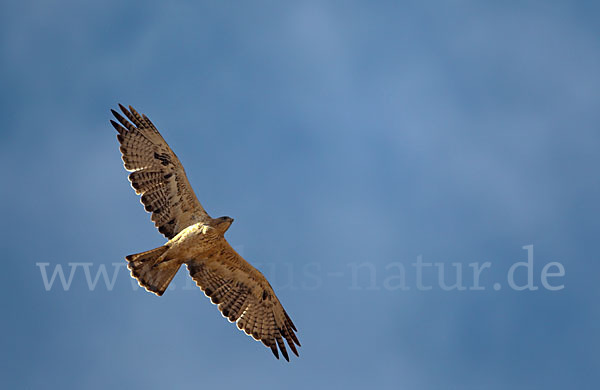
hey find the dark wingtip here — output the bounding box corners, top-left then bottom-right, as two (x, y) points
(118, 103), (129, 114)
(111, 108), (131, 129)
(288, 339), (299, 357)
(286, 313), (298, 332)
(110, 119), (126, 135)
(280, 346), (289, 362)
(270, 344), (279, 359)
(111, 109), (122, 120)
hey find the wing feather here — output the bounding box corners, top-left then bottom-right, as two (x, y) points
(186, 239), (300, 361)
(110, 104), (210, 238)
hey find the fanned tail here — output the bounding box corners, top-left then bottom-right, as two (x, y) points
(126, 246), (179, 296)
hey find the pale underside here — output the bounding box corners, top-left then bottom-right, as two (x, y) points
(110, 105), (300, 360)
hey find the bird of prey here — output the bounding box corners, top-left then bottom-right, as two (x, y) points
(110, 104), (300, 361)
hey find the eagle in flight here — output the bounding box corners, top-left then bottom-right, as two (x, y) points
(110, 104), (300, 361)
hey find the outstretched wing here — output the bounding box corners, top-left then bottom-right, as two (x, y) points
(186, 240), (301, 361)
(110, 104), (211, 239)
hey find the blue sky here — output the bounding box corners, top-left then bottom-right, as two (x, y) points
(1, 1), (599, 389)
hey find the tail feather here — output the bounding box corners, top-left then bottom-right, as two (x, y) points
(126, 246), (180, 296)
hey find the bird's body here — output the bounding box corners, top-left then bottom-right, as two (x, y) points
(168, 219), (227, 260)
(110, 104), (300, 361)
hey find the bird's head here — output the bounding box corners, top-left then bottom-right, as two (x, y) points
(213, 216), (234, 234)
